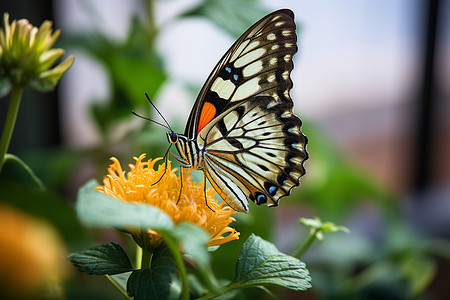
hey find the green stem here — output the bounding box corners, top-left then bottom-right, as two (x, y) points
(164, 234), (189, 300)
(195, 288), (226, 300)
(294, 228), (319, 258)
(141, 248), (152, 269)
(195, 282), (241, 300)
(4, 154), (45, 190)
(0, 86), (23, 173)
(146, 0), (156, 36)
(105, 275), (132, 299)
(135, 245), (143, 269)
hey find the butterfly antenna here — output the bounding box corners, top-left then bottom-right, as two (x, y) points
(131, 110), (170, 130)
(145, 93), (173, 131)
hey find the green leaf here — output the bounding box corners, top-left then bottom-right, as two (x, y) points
(109, 272), (132, 294)
(400, 253), (437, 296)
(0, 76), (11, 97)
(75, 180), (174, 231)
(127, 243), (175, 300)
(180, 0), (268, 38)
(231, 235), (311, 291)
(68, 242), (133, 275)
(110, 54), (166, 106)
(300, 217), (350, 241)
(166, 222), (210, 272)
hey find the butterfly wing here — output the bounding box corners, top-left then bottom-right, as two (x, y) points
(198, 96), (307, 213)
(184, 9), (298, 139)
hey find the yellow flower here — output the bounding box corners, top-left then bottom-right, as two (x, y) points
(95, 154), (240, 247)
(0, 13), (74, 94)
(0, 204), (68, 300)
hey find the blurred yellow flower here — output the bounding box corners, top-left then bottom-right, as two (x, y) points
(95, 154), (240, 247)
(0, 204), (68, 300)
(0, 13), (74, 94)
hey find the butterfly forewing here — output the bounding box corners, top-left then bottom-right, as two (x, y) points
(184, 9), (298, 139)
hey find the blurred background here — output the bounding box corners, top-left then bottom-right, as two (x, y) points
(0, 0), (449, 299)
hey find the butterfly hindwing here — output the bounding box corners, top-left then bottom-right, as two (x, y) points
(198, 96), (307, 211)
(184, 9), (298, 139)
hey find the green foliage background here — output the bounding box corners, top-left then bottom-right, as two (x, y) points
(1, 0), (449, 299)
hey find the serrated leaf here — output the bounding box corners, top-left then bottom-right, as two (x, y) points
(69, 242), (133, 275)
(232, 235), (311, 291)
(76, 180), (174, 231)
(127, 243), (175, 300)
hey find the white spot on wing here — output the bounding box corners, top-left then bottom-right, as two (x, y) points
(275, 21), (284, 27)
(271, 44), (280, 51)
(290, 157), (304, 164)
(223, 111), (238, 130)
(284, 54), (292, 62)
(267, 33), (276, 40)
(267, 74), (275, 83)
(228, 128), (244, 137)
(231, 77), (261, 101)
(267, 100), (278, 109)
(234, 48), (266, 68)
(272, 93), (280, 101)
(272, 15), (281, 21)
(230, 39), (250, 62)
(281, 110), (293, 118)
(211, 78), (236, 99)
(288, 126), (300, 134)
(243, 41), (260, 55)
(269, 57), (277, 65)
(282, 71), (290, 80)
(243, 60), (263, 77)
(282, 30), (291, 36)
(292, 143), (304, 151)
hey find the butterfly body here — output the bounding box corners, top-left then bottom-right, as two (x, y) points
(167, 9), (308, 213)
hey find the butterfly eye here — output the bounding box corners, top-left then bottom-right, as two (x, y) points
(167, 132), (179, 144)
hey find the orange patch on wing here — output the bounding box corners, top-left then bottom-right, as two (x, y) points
(197, 102), (216, 134)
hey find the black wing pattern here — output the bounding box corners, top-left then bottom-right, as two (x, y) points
(185, 9), (298, 139)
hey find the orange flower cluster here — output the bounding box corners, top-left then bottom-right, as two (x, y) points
(95, 154), (239, 247)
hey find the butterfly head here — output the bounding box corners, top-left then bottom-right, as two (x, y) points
(167, 131), (179, 144)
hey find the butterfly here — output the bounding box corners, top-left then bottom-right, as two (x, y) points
(152, 9), (308, 213)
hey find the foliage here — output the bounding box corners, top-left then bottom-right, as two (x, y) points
(69, 180), (311, 299)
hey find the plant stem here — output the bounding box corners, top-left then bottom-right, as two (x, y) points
(196, 282), (243, 300)
(164, 234), (189, 300)
(135, 245), (143, 269)
(105, 275), (132, 299)
(4, 154), (45, 190)
(0, 86), (23, 173)
(195, 287), (227, 300)
(294, 228), (319, 258)
(141, 248), (152, 269)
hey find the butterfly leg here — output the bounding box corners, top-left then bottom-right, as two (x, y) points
(177, 165), (190, 205)
(151, 144), (172, 186)
(203, 171), (214, 212)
